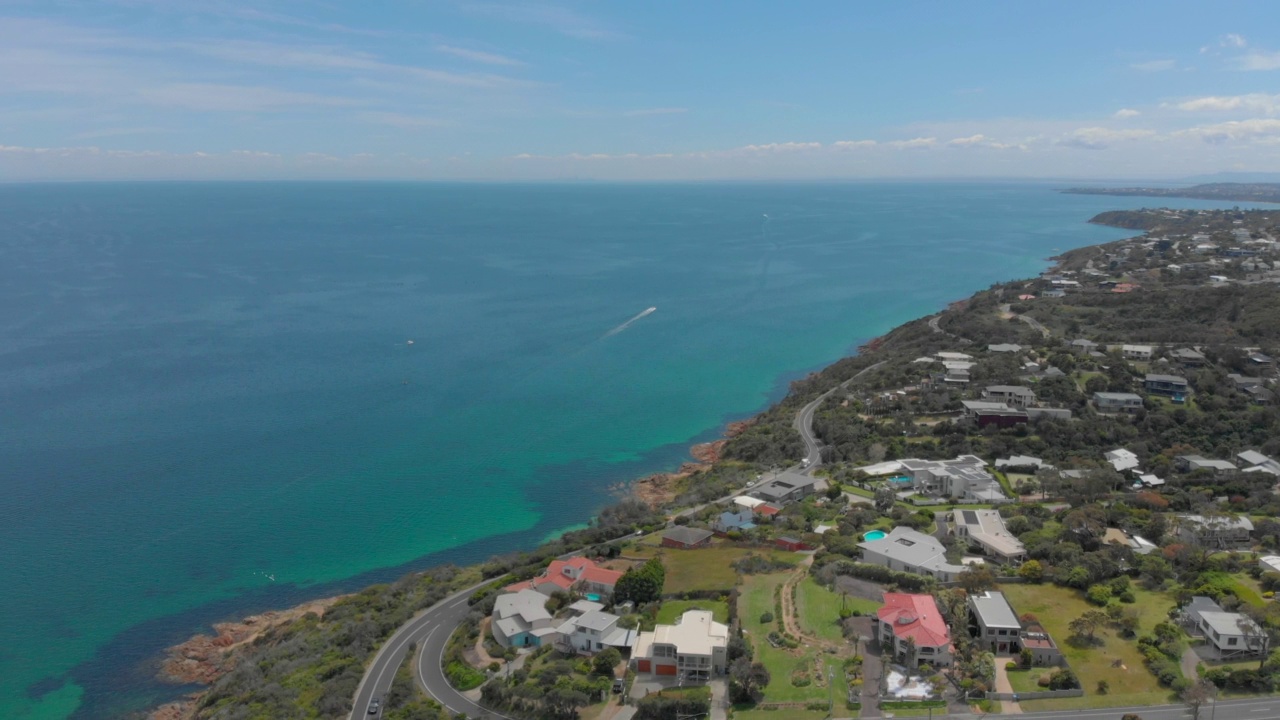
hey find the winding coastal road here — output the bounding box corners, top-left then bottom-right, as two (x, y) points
(349, 580), (509, 720)
(794, 360), (886, 471)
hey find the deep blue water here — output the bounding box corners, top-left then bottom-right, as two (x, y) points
(0, 182), (1250, 719)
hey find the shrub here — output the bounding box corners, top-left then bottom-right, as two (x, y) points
(760, 610), (774, 624)
(1085, 584), (1113, 606)
(1005, 661), (1019, 671)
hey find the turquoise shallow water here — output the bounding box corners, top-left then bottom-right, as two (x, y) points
(0, 182), (1252, 718)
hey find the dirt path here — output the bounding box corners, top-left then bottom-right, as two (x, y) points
(992, 655), (1023, 714)
(1181, 646), (1202, 683)
(779, 554), (841, 651)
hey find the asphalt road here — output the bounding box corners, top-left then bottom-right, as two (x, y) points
(348, 580), (511, 720)
(946, 695), (1280, 720)
(793, 360), (886, 471)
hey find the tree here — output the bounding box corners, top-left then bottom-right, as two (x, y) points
(592, 648), (622, 676)
(959, 565), (997, 595)
(614, 558), (665, 605)
(902, 635), (918, 668)
(1017, 559), (1044, 583)
(1180, 679), (1217, 720)
(1068, 609), (1108, 644)
(728, 658), (771, 704)
(874, 484), (897, 513)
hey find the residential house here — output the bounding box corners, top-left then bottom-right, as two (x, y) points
(1122, 345), (1154, 361)
(876, 593), (953, 667)
(1105, 448), (1141, 473)
(1259, 556), (1280, 576)
(1176, 514), (1254, 550)
(988, 343), (1023, 354)
(713, 509), (756, 534)
(775, 536), (814, 552)
(1246, 386), (1276, 405)
(858, 526), (968, 581)
(1103, 527), (1159, 555)
(1248, 352), (1274, 369)
(1021, 621), (1065, 666)
(505, 556), (624, 599)
(951, 509), (1026, 563)
(661, 526), (714, 550)
(899, 455), (1007, 502)
(960, 400), (1029, 428)
(1175, 455), (1239, 474)
(631, 610), (729, 681)
(994, 455), (1052, 471)
(982, 385), (1036, 408)
(1181, 596), (1267, 659)
(749, 471), (826, 505)
(1070, 339), (1099, 354)
(968, 591), (1022, 654)
(1144, 374), (1189, 402)
(555, 609), (638, 655)
(936, 352), (973, 361)
(1228, 373), (1264, 391)
(1171, 348), (1207, 367)
(1238, 450), (1280, 476)
(491, 589), (556, 648)
(1093, 392), (1144, 414)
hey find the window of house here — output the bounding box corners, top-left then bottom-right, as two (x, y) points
(1228, 637), (1237, 646)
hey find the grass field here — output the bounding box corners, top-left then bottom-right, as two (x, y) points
(1007, 667), (1046, 694)
(999, 583), (1179, 710)
(628, 540), (801, 594)
(795, 577), (880, 644)
(655, 599), (730, 625)
(731, 710), (830, 720)
(739, 573), (829, 704)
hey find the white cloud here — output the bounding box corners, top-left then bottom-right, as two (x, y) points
(1131, 59), (1176, 72)
(1176, 118), (1280, 144)
(888, 136), (936, 150)
(1056, 127), (1154, 150)
(737, 141), (822, 153)
(832, 140), (877, 149)
(1177, 93), (1280, 115)
(1237, 51), (1280, 71)
(435, 44), (525, 67)
(1223, 33), (1248, 48)
(1113, 108), (1141, 119)
(945, 134), (1026, 150)
(623, 107), (687, 117)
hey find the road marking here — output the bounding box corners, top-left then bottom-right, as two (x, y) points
(415, 626), (439, 691)
(1251, 709), (1274, 713)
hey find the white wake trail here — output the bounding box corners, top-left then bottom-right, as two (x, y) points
(604, 306), (657, 337)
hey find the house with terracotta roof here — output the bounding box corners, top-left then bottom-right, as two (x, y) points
(876, 593), (952, 667)
(504, 556), (624, 599)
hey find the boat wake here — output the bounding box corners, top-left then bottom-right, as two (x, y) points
(604, 306), (657, 337)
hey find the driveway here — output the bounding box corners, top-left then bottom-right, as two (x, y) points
(992, 655), (1022, 714)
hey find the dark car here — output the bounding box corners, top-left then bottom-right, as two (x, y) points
(367, 697), (381, 715)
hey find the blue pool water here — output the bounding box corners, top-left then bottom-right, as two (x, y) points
(863, 530), (888, 541)
(586, 594), (602, 603)
(888, 476), (913, 484)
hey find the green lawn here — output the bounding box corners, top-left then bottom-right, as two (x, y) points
(656, 600), (730, 625)
(738, 573), (828, 704)
(796, 577), (879, 644)
(999, 583), (1179, 710)
(629, 541), (802, 594)
(1007, 668), (1045, 694)
(731, 710), (830, 720)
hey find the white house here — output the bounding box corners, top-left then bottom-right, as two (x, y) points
(1104, 448), (1140, 473)
(951, 509), (1026, 563)
(859, 526), (968, 581)
(554, 609), (638, 655)
(1121, 345), (1154, 361)
(898, 455), (1007, 503)
(631, 610), (729, 682)
(492, 589), (557, 648)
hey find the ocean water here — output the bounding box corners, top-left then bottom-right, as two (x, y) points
(0, 182), (1250, 719)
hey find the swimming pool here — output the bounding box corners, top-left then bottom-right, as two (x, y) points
(585, 593), (602, 602)
(888, 476), (913, 484)
(863, 530), (887, 541)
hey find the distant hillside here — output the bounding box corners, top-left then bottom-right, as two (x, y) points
(1062, 182), (1280, 204)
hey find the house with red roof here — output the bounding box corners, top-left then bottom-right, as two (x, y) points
(876, 593), (952, 667)
(504, 556), (624, 599)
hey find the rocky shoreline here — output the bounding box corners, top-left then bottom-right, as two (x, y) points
(145, 418), (755, 717)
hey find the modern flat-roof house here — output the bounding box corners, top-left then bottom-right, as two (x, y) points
(899, 455), (1008, 503)
(1176, 514), (1254, 550)
(859, 526), (968, 581)
(1070, 339), (1099, 354)
(994, 455), (1052, 471)
(631, 610), (729, 681)
(1021, 621), (1065, 666)
(749, 471), (825, 505)
(662, 526), (714, 550)
(1248, 352), (1274, 369)
(1094, 392), (1144, 414)
(877, 593), (952, 667)
(1105, 448), (1141, 473)
(1122, 344), (1154, 361)
(968, 591), (1022, 654)
(492, 589), (556, 648)
(554, 609), (638, 655)
(1180, 596), (1268, 659)
(951, 509), (1026, 563)
(1228, 373), (1264, 390)
(1144, 374), (1189, 402)
(505, 556), (625, 598)
(988, 343), (1023, 354)
(936, 352), (973, 361)
(1175, 455), (1239, 474)
(960, 400), (1030, 428)
(982, 385), (1036, 408)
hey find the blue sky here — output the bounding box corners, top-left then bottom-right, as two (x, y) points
(3, 0), (1280, 179)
